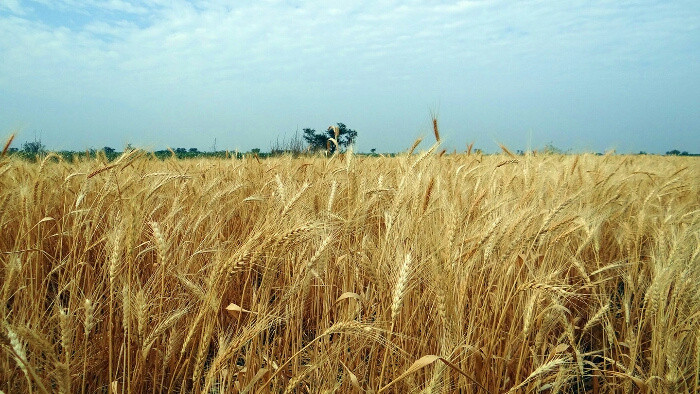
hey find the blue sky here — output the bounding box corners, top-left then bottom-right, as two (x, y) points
(1, 0), (698, 153)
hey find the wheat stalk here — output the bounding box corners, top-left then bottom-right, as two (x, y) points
(2, 142), (698, 392)
(58, 307), (72, 393)
(108, 222), (123, 393)
(1, 133), (14, 157)
(380, 253), (413, 387)
(408, 138), (423, 155)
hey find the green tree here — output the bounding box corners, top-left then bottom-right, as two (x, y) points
(22, 140), (45, 154)
(302, 123), (357, 153)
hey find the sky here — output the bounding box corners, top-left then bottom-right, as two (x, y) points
(1, 0), (698, 154)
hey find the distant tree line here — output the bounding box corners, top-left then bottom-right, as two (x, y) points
(664, 149), (695, 156)
(6, 131), (698, 159)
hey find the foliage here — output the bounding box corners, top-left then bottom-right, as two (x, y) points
(666, 149), (693, 156)
(21, 139), (45, 155)
(302, 123), (357, 153)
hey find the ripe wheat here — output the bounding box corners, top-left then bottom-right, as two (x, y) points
(0, 137), (698, 392)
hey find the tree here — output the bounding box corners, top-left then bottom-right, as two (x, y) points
(189, 148), (199, 153)
(302, 123), (357, 153)
(103, 147), (115, 154)
(22, 140), (45, 154)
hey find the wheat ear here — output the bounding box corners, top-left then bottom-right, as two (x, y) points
(408, 138), (423, 155)
(380, 253), (413, 386)
(1, 133), (14, 157)
(432, 116), (440, 142)
(81, 298), (95, 394)
(108, 223), (123, 394)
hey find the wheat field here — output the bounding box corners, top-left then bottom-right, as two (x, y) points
(1, 145), (698, 393)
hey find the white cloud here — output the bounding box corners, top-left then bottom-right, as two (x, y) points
(0, 0), (698, 152)
(28, 0), (150, 14)
(0, 0), (24, 14)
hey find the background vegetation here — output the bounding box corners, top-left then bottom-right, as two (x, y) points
(302, 123), (358, 154)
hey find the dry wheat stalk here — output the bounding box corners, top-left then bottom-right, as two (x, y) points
(391, 253), (412, 322)
(408, 138), (423, 155)
(327, 180), (338, 212)
(1, 144), (698, 393)
(1, 133), (14, 157)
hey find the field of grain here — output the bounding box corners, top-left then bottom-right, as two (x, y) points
(1, 146), (698, 393)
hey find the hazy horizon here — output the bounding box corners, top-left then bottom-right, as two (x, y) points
(1, 1), (698, 154)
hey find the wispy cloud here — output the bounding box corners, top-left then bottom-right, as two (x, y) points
(0, 0), (25, 15)
(0, 0), (698, 152)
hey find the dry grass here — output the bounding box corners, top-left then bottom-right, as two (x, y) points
(1, 143), (699, 393)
